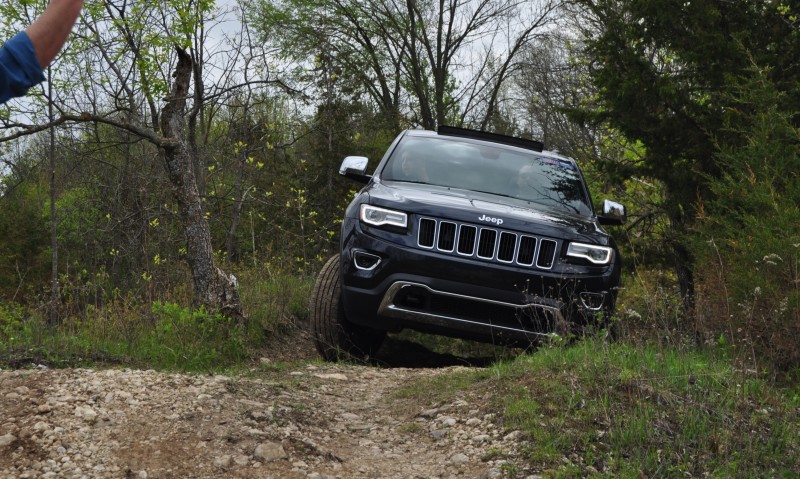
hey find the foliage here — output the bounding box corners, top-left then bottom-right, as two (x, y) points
(569, 0), (800, 309)
(0, 180), (50, 302)
(143, 301), (247, 370)
(249, 0), (559, 130)
(504, 341), (798, 477)
(0, 302), (28, 343)
(236, 266), (313, 334)
(571, 0), (799, 208)
(613, 268), (687, 345)
(0, 269), (314, 373)
(691, 68), (800, 375)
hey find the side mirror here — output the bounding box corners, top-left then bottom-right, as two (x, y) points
(339, 156), (371, 183)
(598, 199), (626, 225)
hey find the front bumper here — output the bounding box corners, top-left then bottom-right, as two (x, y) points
(377, 280), (564, 343)
(340, 221), (618, 344)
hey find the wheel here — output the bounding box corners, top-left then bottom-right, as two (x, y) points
(309, 254), (386, 362)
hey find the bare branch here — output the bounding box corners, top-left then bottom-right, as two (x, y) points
(0, 113), (170, 147)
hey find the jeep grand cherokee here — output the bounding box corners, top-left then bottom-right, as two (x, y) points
(309, 126), (625, 361)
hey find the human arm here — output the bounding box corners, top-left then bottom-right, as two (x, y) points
(24, 0), (85, 69)
(0, 32), (45, 103)
(0, 0), (84, 103)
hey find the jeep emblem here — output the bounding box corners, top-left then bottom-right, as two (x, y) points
(478, 214), (504, 226)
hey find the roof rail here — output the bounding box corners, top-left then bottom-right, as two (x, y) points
(437, 125), (544, 152)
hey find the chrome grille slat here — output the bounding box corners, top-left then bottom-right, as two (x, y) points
(457, 225), (477, 255)
(517, 236), (537, 266)
(417, 217), (558, 270)
(418, 218), (436, 248)
(477, 228), (497, 259)
(438, 222), (457, 252)
(536, 239), (557, 269)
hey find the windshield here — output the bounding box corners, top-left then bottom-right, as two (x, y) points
(381, 136), (593, 216)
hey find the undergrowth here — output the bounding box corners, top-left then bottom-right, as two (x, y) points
(2, 252), (798, 478)
(397, 338), (800, 478)
(0, 269), (313, 373)
(500, 340), (799, 477)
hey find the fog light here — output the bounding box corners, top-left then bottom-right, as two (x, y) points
(354, 251), (382, 271)
(579, 292), (605, 311)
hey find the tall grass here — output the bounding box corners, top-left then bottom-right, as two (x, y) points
(509, 341), (798, 477)
(397, 339), (800, 478)
(0, 268), (313, 372)
(690, 70), (800, 378)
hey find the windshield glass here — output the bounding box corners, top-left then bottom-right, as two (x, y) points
(381, 136), (593, 216)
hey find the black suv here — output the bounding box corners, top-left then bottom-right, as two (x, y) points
(310, 126), (625, 360)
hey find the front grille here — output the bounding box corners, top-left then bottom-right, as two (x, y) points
(417, 217), (558, 270)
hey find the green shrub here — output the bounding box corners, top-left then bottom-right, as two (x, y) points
(614, 268), (687, 346)
(143, 301), (247, 371)
(0, 263), (316, 372)
(0, 302), (28, 342)
(0, 182), (49, 302)
(691, 70), (800, 375)
(236, 266), (313, 335)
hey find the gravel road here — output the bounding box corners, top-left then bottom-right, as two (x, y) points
(0, 348), (536, 479)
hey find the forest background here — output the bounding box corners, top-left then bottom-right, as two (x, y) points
(0, 0), (798, 379)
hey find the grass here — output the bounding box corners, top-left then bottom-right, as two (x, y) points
(397, 338), (800, 478)
(394, 366), (491, 404)
(0, 303), (254, 372)
(0, 271), (313, 373)
(2, 266), (798, 477)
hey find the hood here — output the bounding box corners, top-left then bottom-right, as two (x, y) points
(367, 181), (608, 243)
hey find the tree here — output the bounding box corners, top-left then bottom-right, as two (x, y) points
(693, 66), (800, 371)
(512, 35), (594, 152)
(249, 0), (559, 130)
(0, 0), (266, 316)
(566, 0), (800, 314)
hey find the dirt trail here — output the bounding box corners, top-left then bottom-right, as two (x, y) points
(0, 337), (535, 479)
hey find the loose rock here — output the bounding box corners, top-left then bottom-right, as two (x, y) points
(254, 442), (287, 462)
(0, 361), (532, 478)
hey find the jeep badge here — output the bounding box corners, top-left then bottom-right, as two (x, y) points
(478, 214), (504, 226)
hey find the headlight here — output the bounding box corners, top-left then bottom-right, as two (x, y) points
(360, 204), (408, 229)
(566, 242), (613, 265)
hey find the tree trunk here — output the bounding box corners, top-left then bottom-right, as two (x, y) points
(667, 208), (695, 322)
(48, 66), (59, 324)
(160, 47), (242, 318)
(406, 0), (435, 129)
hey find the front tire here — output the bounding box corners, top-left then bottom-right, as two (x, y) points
(309, 254), (386, 362)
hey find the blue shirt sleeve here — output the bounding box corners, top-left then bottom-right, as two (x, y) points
(0, 31), (45, 104)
